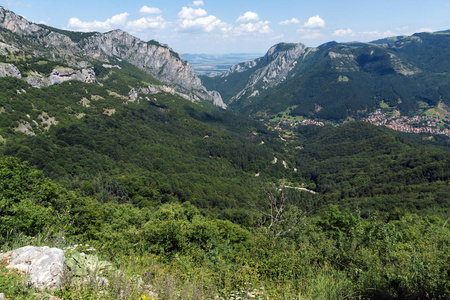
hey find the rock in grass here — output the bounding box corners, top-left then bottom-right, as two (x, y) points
(0, 246), (65, 291)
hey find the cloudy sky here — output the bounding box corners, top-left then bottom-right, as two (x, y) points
(1, 0), (449, 54)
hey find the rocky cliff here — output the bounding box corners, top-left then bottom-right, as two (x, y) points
(226, 43), (314, 103)
(0, 6), (224, 107)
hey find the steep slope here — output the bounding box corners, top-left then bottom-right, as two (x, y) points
(0, 6), (224, 107)
(0, 74), (277, 215)
(202, 31), (450, 121)
(201, 42), (315, 104)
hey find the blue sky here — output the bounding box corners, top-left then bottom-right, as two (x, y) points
(1, 0), (449, 54)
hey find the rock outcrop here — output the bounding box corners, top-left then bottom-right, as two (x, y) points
(128, 83), (226, 108)
(0, 246), (65, 291)
(0, 62), (21, 78)
(26, 68), (97, 88)
(222, 60), (258, 77)
(14, 120), (35, 135)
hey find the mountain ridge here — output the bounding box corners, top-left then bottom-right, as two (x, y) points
(0, 6), (225, 108)
(201, 30), (450, 123)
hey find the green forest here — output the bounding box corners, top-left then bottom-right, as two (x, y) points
(0, 47), (449, 299)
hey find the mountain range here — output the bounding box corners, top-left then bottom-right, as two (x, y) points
(2, 5), (450, 125)
(201, 31), (450, 122)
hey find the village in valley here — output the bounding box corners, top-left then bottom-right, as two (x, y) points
(265, 109), (450, 138)
(362, 109), (450, 137)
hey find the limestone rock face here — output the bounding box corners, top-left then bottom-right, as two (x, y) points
(207, 90), (226, 108)
(0, 7), (42, 35)
(26, 68), (97, 88)
(0, 41), (19, 55)
(128, 84), (226, 108)
(226, 43), (312, 103)
(222, 60), (258, 77)
(0, 246), (65, 291)
(48, 68), (98, 85)
(81, 30), (204, 91)
(26, 72), (48, 88)
(0, 62), (21, 78)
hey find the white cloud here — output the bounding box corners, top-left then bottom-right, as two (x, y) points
(280, 18), (300, 25)
(178, 15), (229, 32)
(235, 21), (271, 35)
(139, 6), (162, 15)
(303, 15), (325, 28)
(359, 30), (397, 39)
(178, 7), (207, 19)
(236, 11), (260, 23)
(67, 12), (129, 31)
(193, 0), (204, 6)
(177, 7), (229, 32)
(232, 11), (273, 36)
(333, 28), (356, 37)
(126, 16), (167, 31)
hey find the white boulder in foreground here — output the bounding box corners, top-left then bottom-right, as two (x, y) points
(0, 246), (65, 291)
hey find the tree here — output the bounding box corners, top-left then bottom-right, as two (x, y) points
(256, 186), (305, 239)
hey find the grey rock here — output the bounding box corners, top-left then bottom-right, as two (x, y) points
(0, 293), (5, 300)
(80, 30), (204, 91)
(128, 85), (161, 102)
(26, 68), (97, 88)
(0, 41), (19, 55)
(13, 120), (35, 135)
(226, 43), (313, 103)
(207, 90), (226, 108)
(0, 246), (65, 291)
(26, 72), (48, 88)
(222, 60), (258, 77)
(48, 68), (97, 85)
(0, 7), (42, 35)
(128, 84), (226, 108)
(0, 62), (21, 78)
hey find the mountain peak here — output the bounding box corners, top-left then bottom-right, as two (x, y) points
(265, 42), (307, 59)
(0, 5), (43, 35)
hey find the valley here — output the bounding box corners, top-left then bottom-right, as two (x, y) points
(0, 5), (448, 300)
(182, 53), (263, 76)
